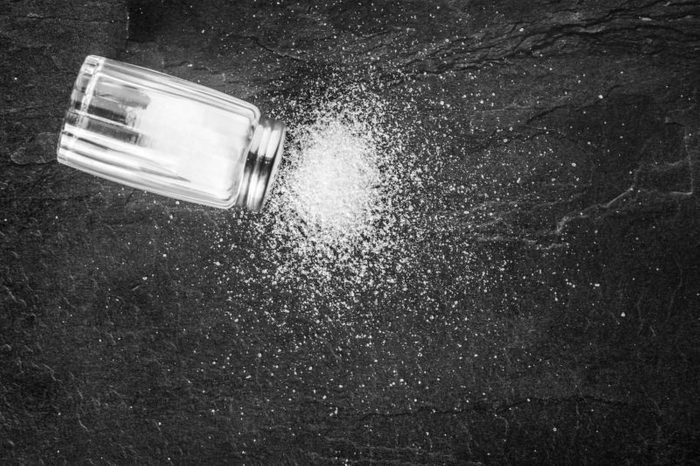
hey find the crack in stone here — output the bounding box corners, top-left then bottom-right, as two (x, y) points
(382, 1), (700, 76)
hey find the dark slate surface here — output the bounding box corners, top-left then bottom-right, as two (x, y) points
(1, 0), (700, 464)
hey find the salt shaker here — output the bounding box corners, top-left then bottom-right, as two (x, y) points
(57, 55), (285, 211)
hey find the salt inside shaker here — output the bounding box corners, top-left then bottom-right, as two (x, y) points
(57, 55), (285, 211)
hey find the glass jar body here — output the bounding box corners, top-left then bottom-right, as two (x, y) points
(57, 55), (283, 210)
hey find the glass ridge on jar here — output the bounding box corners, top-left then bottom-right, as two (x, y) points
(57, 55), (285, 211)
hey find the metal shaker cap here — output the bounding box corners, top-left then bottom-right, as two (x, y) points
(236, 118), (285, 211)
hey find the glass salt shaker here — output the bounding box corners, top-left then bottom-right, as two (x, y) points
(57, 55), (285, 211)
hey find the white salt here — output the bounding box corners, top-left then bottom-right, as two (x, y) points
(259, 93), (406, 288)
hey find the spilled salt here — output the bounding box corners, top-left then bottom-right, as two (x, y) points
(260, 95), (405, 287)
(278, 118), (385, 245)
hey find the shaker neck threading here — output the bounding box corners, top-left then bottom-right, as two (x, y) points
(236, 118), (285, 211)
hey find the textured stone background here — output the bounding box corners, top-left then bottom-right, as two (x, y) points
(1, 0), (700, 464)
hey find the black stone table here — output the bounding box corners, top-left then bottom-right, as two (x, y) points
(1, 1), (699, 464)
